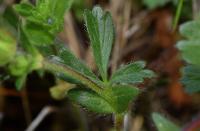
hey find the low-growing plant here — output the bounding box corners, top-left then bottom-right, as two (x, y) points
(176, 17), (200, 93)
(152, 112), (181, 131)
(44, 6), (155, 131)
(7, 0), (156, 130)
(0, 0), (157, 130)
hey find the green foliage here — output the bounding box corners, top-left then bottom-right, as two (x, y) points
(55, 44), (98, 81)
(14, 0), (73, 47)
(177, 19), (200, 93)
(180, 21), (200, 40)
(68, 88), (115, 114)
(8, 52), (43, 90)
(181, 65), (200, 93)
(72, 0), (86, 21)
(84, 6), (114, 81)
(102, 85), (140, 113)
(44, 6), (154, 115)
(14, 3), (34, 16)
(50, 81), (75, 100)
(9, 0), (74, 90)
(110, 61), (155, 84)
(152, 113), (181, 131)
(177, 40), (200, 66)
(8, 54), (30, 76)
(0, 28), (16, 66)
(13, 1), (154, 118)
(23, 22), (54, 46)
(3, 6), (19, 29)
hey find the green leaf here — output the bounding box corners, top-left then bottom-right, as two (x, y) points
(103, 85), (140, 113)
(143, 0), (171, 9)
(43, 57), (102, 93)
(0, 28), (16, 66)
(152, 113), (181, 131)
(181, 65), (200, 93)
(8, 54), (31, 76)
(56, 44), (98, 81)
(180, 21), (200, 40)
(177, 40), (200, 66)
(110, 61), (155, 84)
(29, 0), (73, 33)
(72, 0), (86, 21)
(23, 22), (54, 46)
(13, 2), (34, 17)
(46, 43), (101, 86)
(68, 88), (114, 114)
(51, 0), (73, 21)
(50, 81), (75, 100)
(3, 6), (19, 29)
(84, 6), (114, 81)
(18, 26), (37, 54)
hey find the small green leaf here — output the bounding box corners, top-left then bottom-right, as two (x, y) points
(103, 85), (140, 113)
(3, 6), (19, 29)
(19, 26), (37, 55)
(52, 0), (73, 21)
(29, 0), (73, 33)
(180, 21), (200, 39)
(68, 88), (114, 114)
(110, 61), (155, 84)
(84, 6), (114, 81)
(23, 22), (54, 46)
(46, 43), (101, 86)
(8, 54), (30, 76)
(181, 65), (200, 93)
(56, 44), (98, 81)
(13, 3), (34, 16)
(50, 81), (75, 100)
(152, 113), (180, 131)
(0, 28), (16, 66)
(177, 40), (200, 66)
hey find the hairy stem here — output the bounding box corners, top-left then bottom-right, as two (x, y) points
(173, 0), (184, 31)
(43, 59), (103, 94)
(114, 114), (124, 131)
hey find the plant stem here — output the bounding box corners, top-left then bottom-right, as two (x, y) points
(114, 114), (124, 131)
(173, 0), (184, 31)
(43, 59), (103, 94)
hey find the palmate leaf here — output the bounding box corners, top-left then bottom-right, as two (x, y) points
(110, 61), (155, 84)
(177, 40), (200, 66)
(152, 113), (180, 131)
(103, 85), (140, 113)
(181, 65), (200, 93)
(68, 88), (114, 114)
(84, 6), (114, 81)
(177, 17), (200, 93)
(180, 21), (200, 40)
